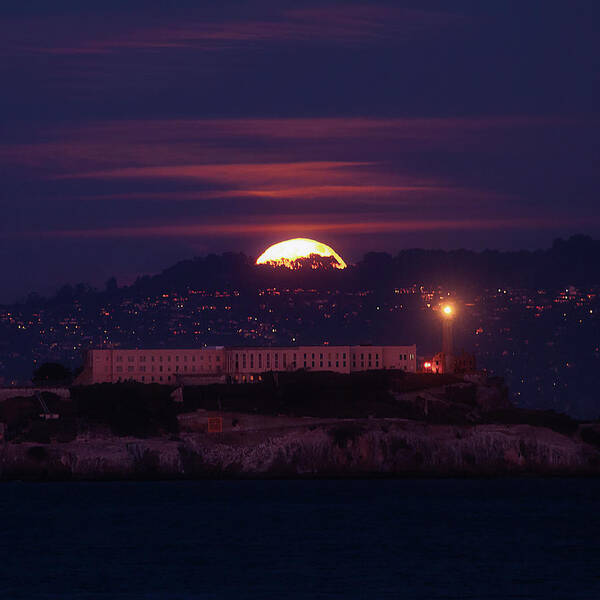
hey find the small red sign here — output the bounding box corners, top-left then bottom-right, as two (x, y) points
(207, 417), (222, 433)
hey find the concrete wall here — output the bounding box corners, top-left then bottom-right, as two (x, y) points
(0, 387), (71, 402)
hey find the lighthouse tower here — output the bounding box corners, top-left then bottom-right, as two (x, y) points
(441, 304), (455, 372)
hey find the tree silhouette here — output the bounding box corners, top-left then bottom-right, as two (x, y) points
(32, 363), (72, 386)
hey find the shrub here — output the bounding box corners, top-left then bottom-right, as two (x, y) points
(27, 446), (48, 462)
(71, 383), (178, 437)
(331, 424), (365, 448)
(485, 408), (579, 436)
(580, 427), (600, 449)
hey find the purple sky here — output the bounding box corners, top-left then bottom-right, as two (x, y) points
(1, 1), (599, 301)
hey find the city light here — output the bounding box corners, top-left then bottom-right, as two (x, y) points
(442, 304), (453, 316)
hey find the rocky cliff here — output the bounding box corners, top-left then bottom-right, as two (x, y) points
(2, 416), (599, 480)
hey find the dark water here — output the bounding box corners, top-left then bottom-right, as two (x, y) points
(1, 479), (599, 599)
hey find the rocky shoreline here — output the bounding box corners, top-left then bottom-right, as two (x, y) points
(2, 415), (599, 480)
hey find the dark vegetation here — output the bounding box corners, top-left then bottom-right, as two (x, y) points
(580, 425), (600, 450)
(70, 383), (179, 438)
(0, 371), (591, 442)
(115, 235), (600, 295)
(180, 370), (460, 419)
(331, 424), (366, 449)
(32, 362), (72, 386)
(483, 408), (580, 436)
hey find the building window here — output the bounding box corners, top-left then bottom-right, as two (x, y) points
(128, 356), (134, 362)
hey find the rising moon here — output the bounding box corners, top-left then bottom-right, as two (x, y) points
(256, 238), (347, 269)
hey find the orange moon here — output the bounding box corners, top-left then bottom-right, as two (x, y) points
(256, 238), (347, 269)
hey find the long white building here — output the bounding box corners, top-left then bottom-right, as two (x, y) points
(76, 345), (417, 385)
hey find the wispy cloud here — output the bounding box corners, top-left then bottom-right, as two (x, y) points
(1, 116), (566, 172)
(9, 215), (596, 241)
(2, 5), (466, 57)
(1, 116), (555, 219)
